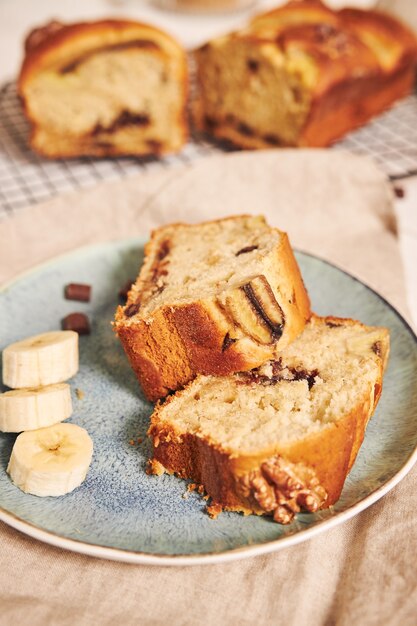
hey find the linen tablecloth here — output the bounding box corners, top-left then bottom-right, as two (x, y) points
(0, 150), (415, 625)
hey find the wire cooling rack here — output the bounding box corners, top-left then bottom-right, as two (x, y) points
(1, 80), (417, 219)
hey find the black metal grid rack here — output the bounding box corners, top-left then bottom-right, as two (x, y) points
(1, 80), (416, 219)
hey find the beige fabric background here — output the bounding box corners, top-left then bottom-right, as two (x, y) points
(0, 150), (416, 625)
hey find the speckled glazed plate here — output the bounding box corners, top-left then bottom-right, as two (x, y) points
(0, 240), (416, 566)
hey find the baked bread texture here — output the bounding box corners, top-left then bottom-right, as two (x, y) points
(148, 315), (390, 524)
(19, 19), (188, 158)
(114, 215), (311, 401)
(194, 0), (417, 148)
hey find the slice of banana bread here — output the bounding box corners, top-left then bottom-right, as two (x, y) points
(148, 315), (390, 524)
(19, 19), (188, 158)
(114, 215), (311, 401)
(194, 0), (417, 148)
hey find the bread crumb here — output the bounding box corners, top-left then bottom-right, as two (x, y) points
(146, 459), (165, 476)
(75, 388), (85, 400)
(206, 503), (222, 519)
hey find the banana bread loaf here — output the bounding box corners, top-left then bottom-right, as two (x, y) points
(148, 315), (390, 524)
(19, 19), (188, 158)
(114, 215), (310, 401)
(194, 0), (417, 148)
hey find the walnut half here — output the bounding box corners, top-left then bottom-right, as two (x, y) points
(236, 456), (327, 524)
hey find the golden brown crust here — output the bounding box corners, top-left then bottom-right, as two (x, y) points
(149, 393), (375, 511)
(19, 19), (188, 158)
(114, 216), (311, 401)
(194, 0), (417, 148)
(148, 314), (389, 518)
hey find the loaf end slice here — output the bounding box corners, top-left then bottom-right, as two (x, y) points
(148, 315), (389, 523)
(19, 19), (188, 158)
(114, 215), (311, 400)
(194, 0), (417, 149)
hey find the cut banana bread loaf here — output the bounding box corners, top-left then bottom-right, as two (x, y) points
(19, 19), (188, 158)
(194, 0), (417, 148)
(148, 315), (390, 524)
(114, 215), (310, 401)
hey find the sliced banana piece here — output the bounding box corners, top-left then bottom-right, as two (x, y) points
(7, 422), (93, 497)
(2, 331), (78, 389)
(0, 383), (72, 432)
(224, 275), (285, 345)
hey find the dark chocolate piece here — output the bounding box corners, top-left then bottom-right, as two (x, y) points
(64, 283), (91, 302)
(62, 312), (91, 335)
(325, 320), (342, 328)
(157, 239), (170, 262)
(237, 122), (254, 137)
(393, 186), (405, 199)
(222, 332), (237, 352)
(118, 279), (134, 302)
(239, 362), (319, 390)
(263, 134), (282, 146)
(92, 111), (150, 136)
(124, 302), (141, 318)
(204, 116), (219, 131)
(289, 367), (319, 390)
(372, 341), (382, 357)
(236, 245), (258, 256)
(247, 59), (259, 72)
(146, 139), (163, 153)
(242, 283), (284, 340)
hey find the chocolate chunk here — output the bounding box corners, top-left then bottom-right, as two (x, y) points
(222, 332), (237, 352)
(263, 134), (282, 146)
(157, 240), (170, 262)
(124, 302), (141, 318)
(289, 367), (319, 390)
(237, 122), (254, 137)
(118, 279), (134, 302)
(92, 111), (150, 136)
(64, 283), (91, 302)
(204, 116), (218, 131)
(325, 320), (342, 328)
(62, 312), (91, 335)
(146, 139), (163, 153)
(236, 245), (258, 256)
(247, 59), (259, 72)
(372, 341), (381, 356)
(393, 186), (405, 199)
(239, 362), (319, 389)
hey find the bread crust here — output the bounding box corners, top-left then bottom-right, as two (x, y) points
(194, 0), (417, 148)
(114, 217), (311, 401)
(19, 19), (188, 158)
(148, 315), (390, 517)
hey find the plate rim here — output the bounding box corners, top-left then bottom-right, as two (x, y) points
(0, 239), (416, 567)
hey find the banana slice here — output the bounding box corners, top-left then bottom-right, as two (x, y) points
(7, 422), (93, 497)
(224, 275), (285, 345)
(0, 383), (72, 432)
(2, 331), (78, 389)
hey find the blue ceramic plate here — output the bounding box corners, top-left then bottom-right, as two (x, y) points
(0, 240), (416, 566)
